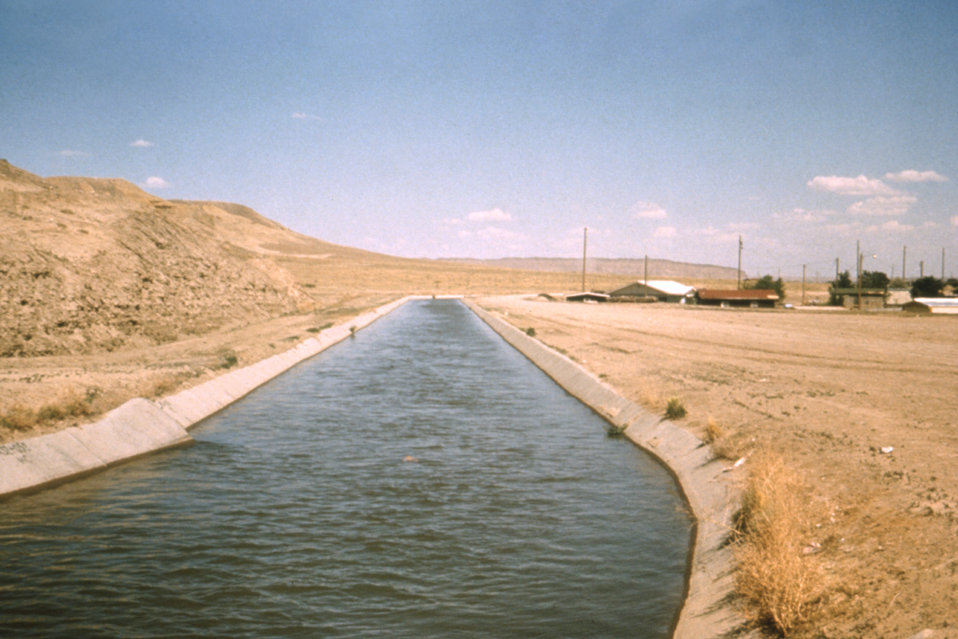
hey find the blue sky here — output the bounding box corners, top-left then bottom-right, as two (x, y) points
(3, 0), (957, 278)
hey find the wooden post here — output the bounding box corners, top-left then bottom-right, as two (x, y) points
(802, 264), (806, 306)
(737, 236), (742, 289)
(581, 227), (587, 292)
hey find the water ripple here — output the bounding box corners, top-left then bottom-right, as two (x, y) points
(0, 300), (691, 638)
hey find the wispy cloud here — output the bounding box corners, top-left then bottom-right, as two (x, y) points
(773, 207), (830, 223)
(456, 225), (527, 252)
(630, 201), (667, 219)
(952, 216), (958, 228)
(476, 226), (523, 241)
(56, 149), (90, 158)
(653, 225), (677, 238)
(291, 112), (322, 121)
(130, 139), (154, 147)
(867, 220), (914, 233)
(466, 208), (512, 222)
(884, 169), (948, 183)
(143, 176), (170, 189)
(847, 195), (916, 216)
(823, 222), (860, 235)
(697, 226), (741, 242)
(807, 175), (899, 196)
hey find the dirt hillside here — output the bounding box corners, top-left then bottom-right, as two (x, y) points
(0, 159), (323, 357)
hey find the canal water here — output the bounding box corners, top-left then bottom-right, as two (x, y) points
(0, 300), (692, 638)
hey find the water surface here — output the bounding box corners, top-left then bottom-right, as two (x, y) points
(0, 300), (692, 637)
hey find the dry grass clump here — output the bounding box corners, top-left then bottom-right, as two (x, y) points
(665, 396), (686, 419)
(640, 386), (663, 412)
(0, 389), (96, 432)
(734, 451), (820, 636)
(705, 415), (725, 442)
(149, 374), (185, 398)
(0, 404), (38, 430)
(705, 416), (742, 460)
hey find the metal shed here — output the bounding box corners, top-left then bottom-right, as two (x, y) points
(696, 289), (779, 308)
(904, 298), (958, 314)
(610, 280), (696, 303)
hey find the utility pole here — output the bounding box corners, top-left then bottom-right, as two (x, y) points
(857, 251), (863, 310)
(942, 248), (946, 281)
(858, 253), (862, 310)
(737, 235), (743, 289)
(920, 260), (924, 277)
(855, 240), (862, 280)
(902, 246), (907, 281)
(644, 254), (648, 286)
(581, 227), (587, 292)
(802, 264), (806, 306)
(835, 257), (839, 280)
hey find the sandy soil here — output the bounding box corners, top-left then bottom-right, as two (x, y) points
(477, 295), (958, 638)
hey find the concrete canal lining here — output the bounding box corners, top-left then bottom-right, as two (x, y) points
(463, 299), (753, 639)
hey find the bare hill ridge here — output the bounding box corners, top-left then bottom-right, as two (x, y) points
(0, 160), (332, 356)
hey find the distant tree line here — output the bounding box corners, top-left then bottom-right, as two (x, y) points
(827, 269), (958, 304)
(745, 274), (785, 299)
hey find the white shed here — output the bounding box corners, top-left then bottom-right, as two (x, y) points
(610, 280), (696, 303)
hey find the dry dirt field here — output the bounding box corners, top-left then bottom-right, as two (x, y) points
(478, 295), (958, 638)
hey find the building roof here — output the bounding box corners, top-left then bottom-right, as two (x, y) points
(611, 280), (696, 296)
(913, 297), (958, 307)
(697, 289), (779, 301)
(565, 292), (610, 302)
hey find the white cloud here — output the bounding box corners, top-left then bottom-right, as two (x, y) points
(56, 149), (90, 158)
(476, 226), (523, 242)
(847, 195), (916, 216)
(807, 175), (899, 196)
(291, 112), (321, 120)
(466, 208), (512, 222)
(143, 176), (170, 189)
(824, 222), (859, 234)
(773, 208), (829, 223)
(630, 201), (667, 219)
(457, 226), (525, 245)
(130, 139), (154, 147)
(653, 225), (677, 238)
(951, 216), (958, 227)
(867, 220), (914, 233)
(698, 226), (741, 242)
(884, 169), (948, 183)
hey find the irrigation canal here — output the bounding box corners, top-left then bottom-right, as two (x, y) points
(0, 299), (692, 638)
